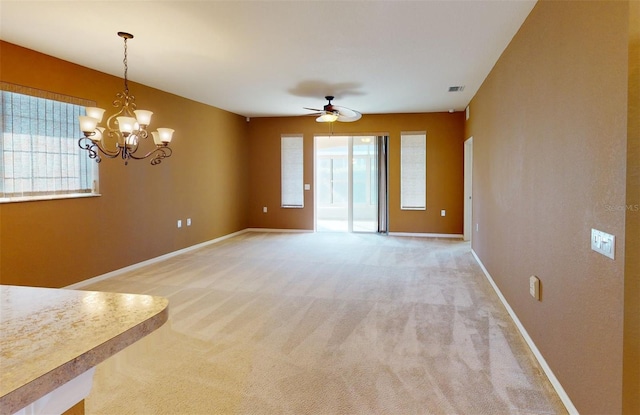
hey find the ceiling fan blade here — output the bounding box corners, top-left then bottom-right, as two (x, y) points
(303, 107), (323, 112)
(337, 112), (362, 122)
(334, 106), (362, 122)
(333, 105), (357, 117)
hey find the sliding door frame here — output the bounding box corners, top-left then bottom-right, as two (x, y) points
(314, 133), (389, 234)
(377, 135), (389, 234)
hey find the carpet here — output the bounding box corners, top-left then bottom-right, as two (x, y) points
(83, 232), (566, 414)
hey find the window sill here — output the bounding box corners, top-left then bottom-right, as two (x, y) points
(0, 193), (101, 204)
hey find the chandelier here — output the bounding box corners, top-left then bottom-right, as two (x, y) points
(78, 32), (174, 165)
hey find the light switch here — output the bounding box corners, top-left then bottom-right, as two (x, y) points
(304, 184), (311, 190)
(591, 228), (615, 259)
(441, 210), (446, 217)
(529, 276), (540, 300)
(177, 220), (182, 228)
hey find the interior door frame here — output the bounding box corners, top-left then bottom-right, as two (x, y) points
(464, 136), (473, 242)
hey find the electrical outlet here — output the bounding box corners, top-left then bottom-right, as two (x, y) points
(187, 218), (191, 226)
(441, 209), (446, 217)
(177, 220), (182, 228)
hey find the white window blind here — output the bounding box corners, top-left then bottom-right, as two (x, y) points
(400, 132), (426, 210)
(281, 134), (304, 208)
(1, 83), (98, 203)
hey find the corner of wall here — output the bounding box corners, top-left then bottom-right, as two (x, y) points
(623, 1), (640, 413)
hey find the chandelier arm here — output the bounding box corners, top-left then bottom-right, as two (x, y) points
(107, 95), (134, 129)
(136, 129), (148, 139)
(125, 141), (140, 155)
(97, 143), (121, 158)
(78, 138), (102, 163)
(110, 92), (137, 113)
(127, 146), (173, 165)
(150, 148), (171, 165)
(78, 137), (121, 163)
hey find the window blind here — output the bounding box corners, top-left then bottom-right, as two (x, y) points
(1, 83), (97, 202)
(281, 134), (304, 208)
(400, 132), (426, 210)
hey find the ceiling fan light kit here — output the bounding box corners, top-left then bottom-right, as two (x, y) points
(305, 95), (362, 123)
(317, 112), (339, 123)
(77, 32), (175, 165)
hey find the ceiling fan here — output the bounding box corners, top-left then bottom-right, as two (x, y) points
(304, 96), (362, 123)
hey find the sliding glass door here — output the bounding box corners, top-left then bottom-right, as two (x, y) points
(316, 136), (349, 231)
(352, 136), (378, 232)
(315, 135), (384, 233)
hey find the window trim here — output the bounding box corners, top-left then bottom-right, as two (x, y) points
(0, 192), (100, 205)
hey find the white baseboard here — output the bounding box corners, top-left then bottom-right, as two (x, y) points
(65, 229), (250, 290)
(471, 249), (578, 415)
(389, 232), (464, 239)
(245, 228), (313, 233)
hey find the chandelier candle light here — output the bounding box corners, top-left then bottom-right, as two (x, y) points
(78, 32), (174, 165)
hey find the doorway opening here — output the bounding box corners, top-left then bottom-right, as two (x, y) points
(315, 135), (388, 233)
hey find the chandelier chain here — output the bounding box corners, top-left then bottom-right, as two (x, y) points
(123, 37), (129, 94)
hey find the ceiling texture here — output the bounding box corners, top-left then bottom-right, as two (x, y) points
(0, 0), (536, 119)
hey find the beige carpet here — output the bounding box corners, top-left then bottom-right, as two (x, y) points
(82, 232), (566, 414)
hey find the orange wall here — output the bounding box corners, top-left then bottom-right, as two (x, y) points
(466, 1), (631, 413)
(247, 113), (465, 233)
(0, 41), (250, 287)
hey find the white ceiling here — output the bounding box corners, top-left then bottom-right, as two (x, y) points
(0, 0), (536, 118)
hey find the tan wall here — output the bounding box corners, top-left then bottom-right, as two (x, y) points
(465, 1), (630, 413)
(623, 0), (640, 413)
(0, 41), (250, 288)
(247, 113), (465, 233)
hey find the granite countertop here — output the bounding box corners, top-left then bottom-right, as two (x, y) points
(0, 285), (169, 414)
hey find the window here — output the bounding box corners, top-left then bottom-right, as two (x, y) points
(400, 132), (426, 210)
(1, 83), (98, 203)
(281, 134), (304, 208)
